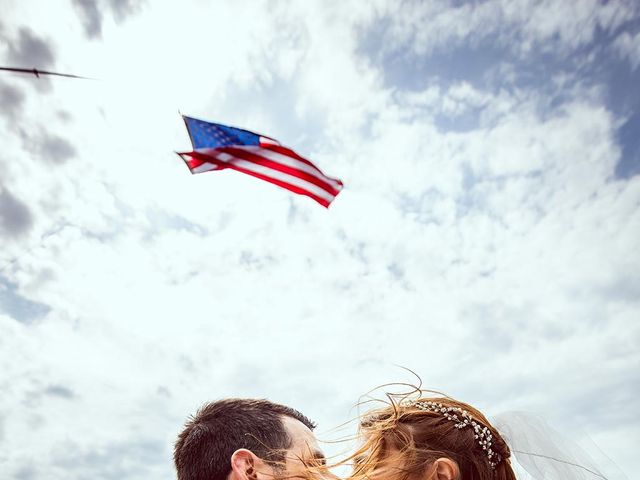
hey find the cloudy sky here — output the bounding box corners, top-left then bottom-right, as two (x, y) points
(0, 0), (638, 479)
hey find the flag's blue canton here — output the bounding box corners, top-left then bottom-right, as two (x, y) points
(184, 116), (261, 149)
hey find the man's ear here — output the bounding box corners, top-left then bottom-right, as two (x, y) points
(430, 458), (459, 480)
(230, 449), (261, 480)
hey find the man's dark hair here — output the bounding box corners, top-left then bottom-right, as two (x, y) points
(174, 398), (316, 480)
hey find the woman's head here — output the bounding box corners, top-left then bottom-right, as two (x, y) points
(350, 396), (517, 480)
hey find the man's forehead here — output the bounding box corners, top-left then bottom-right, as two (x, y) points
(282, 415), (321, 451)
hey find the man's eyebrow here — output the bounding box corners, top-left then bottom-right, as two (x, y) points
(311, 449), (326, 464)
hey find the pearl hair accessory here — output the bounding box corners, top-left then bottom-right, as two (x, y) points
(407, 400), (502, 469)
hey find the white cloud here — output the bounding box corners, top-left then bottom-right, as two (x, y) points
(369, 0), (638, 59)
(613, 30), (640, 70)
(0, 1), (638, 479)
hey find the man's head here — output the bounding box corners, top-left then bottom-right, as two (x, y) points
(174, 398), (329, 480)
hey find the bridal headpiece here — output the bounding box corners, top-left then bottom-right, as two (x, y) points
(407, 400), (502, 469)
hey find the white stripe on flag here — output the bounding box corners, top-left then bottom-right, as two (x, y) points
(231, 146), (343, 191)
(191, 163), (221, 174)
(211, 151), (336, 203)
(259, 137), (281, 146)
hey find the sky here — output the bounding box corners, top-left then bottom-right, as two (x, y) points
(0, 0), (638, 479)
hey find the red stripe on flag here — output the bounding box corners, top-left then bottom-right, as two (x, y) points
(221, 147), (342, 197)
(178, 150), (340, 207)
(179, 153), (225, 172)
(228, 145), (343, 192)
(261, 144), (343, 186)
(190, 151), (332, 207)
(226, 163), (331, 207)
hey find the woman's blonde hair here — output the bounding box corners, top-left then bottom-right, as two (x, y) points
(347, 394), (518, 480)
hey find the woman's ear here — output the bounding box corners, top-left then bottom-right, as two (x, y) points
(430, 458), (459, 480)
(230, 449), (260, 480)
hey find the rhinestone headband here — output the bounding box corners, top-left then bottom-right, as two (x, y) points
(406, 400), (501, 469)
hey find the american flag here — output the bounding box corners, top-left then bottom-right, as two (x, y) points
(177, 116), (343, 207)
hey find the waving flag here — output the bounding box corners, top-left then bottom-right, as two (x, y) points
(177, 116), (343, 207)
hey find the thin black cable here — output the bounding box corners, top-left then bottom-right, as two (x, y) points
(0, 66), (94, 80)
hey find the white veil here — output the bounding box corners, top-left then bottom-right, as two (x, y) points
(492, 412), (628, 480)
